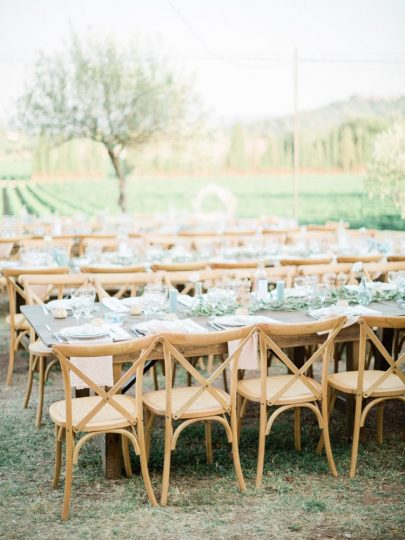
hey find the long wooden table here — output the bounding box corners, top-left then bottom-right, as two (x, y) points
(21, 300), (404, 479)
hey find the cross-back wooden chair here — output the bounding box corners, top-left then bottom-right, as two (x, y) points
(51, 337), (158, 520)
(2, 266), (69, 385)
(387, 255), (405, 263)
(0, 238), (15, 258)
(19, 273), (90, 426)
(140, 327), (252, 505)
(236, 316), (346, 487)
(19, 238), (74, 256)
(161, 268), (226, 295)
(92, 272), (163, 300)
(319, 316), (405, 478)
(297, 262), (356, 284)
(230, 265), (295, 289)
(79, 234), (118, 255)
(363, 261), (405, 282)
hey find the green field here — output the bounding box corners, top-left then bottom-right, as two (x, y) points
(0, 174), (403, 230)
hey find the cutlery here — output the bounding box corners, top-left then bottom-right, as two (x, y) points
(42, 304), (50, 315)
(46, 324), (66, 343)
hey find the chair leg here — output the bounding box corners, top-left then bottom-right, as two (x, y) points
(136, 425), (157, 507)
(160, 419), (173, 506)
(122, 434), (133, 477)
(316, 388), (336, 455)
(376, 403), (384, 446)
(145, 411), (155, 463)
(35, 356), (46, 428)
(230, 404), (246, 492)
(256, 401), (267, 488)
(294, 408), (301, 451)
(349, 395), (363, 478)
(24, 354), (37, 408)
(321, 394), (338, 477)
(207, 354), (214, 373)
(6, 331), (16, 385)
(61, 430), (74, 521)
(152, 365), (159, 390)
(53, 425), (63, 488)
(204, 421), (213, 465)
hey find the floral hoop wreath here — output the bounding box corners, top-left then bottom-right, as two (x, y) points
(193, 183), (237, 218)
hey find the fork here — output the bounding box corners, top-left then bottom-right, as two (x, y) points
(45, 324), (66, 343)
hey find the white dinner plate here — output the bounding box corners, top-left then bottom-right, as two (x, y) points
(59, 324), (110, 339)
(47, 299), (73, 309)
(121, 297), (144, 307)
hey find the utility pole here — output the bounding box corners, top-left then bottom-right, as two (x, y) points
(293, 47), (299, 222)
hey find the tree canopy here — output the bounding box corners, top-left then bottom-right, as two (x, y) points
(17, 34), (194, 211)
(365, 121), (405, 218)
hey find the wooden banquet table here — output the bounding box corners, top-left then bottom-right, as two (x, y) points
(21, 300), (404, 479)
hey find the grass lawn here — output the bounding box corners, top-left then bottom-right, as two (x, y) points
(0, 311), (404, 539)
(2, 173), (403, 230)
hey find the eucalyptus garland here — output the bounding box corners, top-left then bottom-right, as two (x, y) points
(189, 286), (404, 316)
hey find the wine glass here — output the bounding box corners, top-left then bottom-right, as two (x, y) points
(80, 286), (96, 318)
(142, 285), (168, 320)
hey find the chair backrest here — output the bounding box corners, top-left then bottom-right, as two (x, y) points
(387, 255), (405, 263)
(80, 265), (146, 274)
(53, 336), (158, 432)
(161, 269), (226, 294)
(337, 254), (383, 264)
(19, 273), (90, 305)
(230, 265), (295, 288)
(280, 257), (333, 267)
(297, 263), (356, 284)
(19, 238), (74, 256)
(151, 262), (209, 273)
(2, 267), (69, 324)
(363, 261), (405, 281)
(92, 272), (162, 299)
(211, 261), (262, 270)
(136, 326), (255, 421)
(357, 316), (405, 399)
(252, 317), (346, 407)
(0, 239), (15, 258)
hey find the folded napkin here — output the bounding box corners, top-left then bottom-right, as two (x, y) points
(102, 297), (130, 313)
(176, 295), (195, 308)
(228, 334), (259, 370)
(107, 324), (132, 341)
(211, 315), (282, 371)
(308, 303), (382, 330)
(69, 336), (114, 389)
(133, 318), (205, 335)
(211, 315), (282, 328)
(308, 304), (382, 320)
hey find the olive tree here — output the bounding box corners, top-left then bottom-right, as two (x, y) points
(365, 121), (405, 218)
(17, 35), (193, 212)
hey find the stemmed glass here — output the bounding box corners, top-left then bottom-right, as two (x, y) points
(80, 286), (96, 318)
(142, 285), (168, 320)
(70, 289), (84, 321)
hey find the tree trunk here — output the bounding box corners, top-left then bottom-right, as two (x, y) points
(107, 147), (127, 213)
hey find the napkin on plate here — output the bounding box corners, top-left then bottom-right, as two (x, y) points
(308, 303), (382, 330)
(133, 318), (205, 335)
(176, 295), (195, 308)
(69, 336), (114, 389)
(308, 304), (382, 320)
(211, 314), (282, 328)
(102, 297), (129, 313)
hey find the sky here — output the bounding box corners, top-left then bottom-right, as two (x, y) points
(0, 0), (404, 122)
